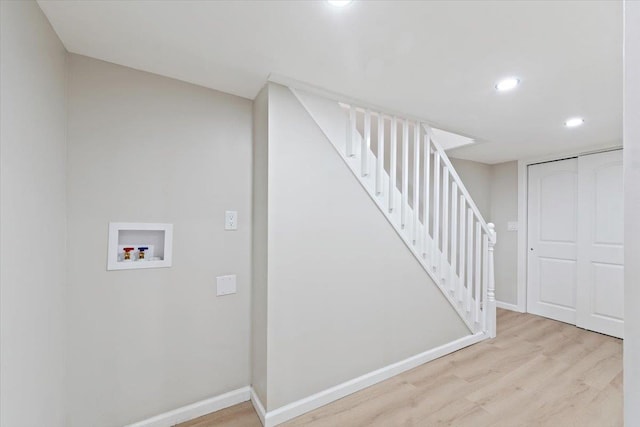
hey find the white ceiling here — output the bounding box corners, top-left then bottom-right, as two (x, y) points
(38, 0), (622, 164)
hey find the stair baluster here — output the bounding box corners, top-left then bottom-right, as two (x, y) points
(331, 100), (496, 336)
(389, 117), (397, 213)
(412, 122), (420, 245)
(466, 206), (473, 314)
(362, 110), (371, 177)
(459, 196), (466, 305)
(442, 167), (450, 279)
(401, 120), (409, 229)
(376, 115), (384, 196)
(433, 149), (441, 271)
(422, 134), (430, 257)
(450, 183), (458, 294)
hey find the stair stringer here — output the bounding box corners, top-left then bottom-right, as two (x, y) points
(289, 87), (480, 333)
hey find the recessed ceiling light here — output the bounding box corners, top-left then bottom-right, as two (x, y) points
(495, 77), (520, 92)
(327, 0), (353, 7)
(565, 117), (585, 128)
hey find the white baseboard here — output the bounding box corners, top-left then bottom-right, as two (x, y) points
(251, 388), (267, 426)
(125, 334), (488, 427)
(496, 300), (524, 312)
(254, 332), (487, 427)
(125, 386), (251, 427)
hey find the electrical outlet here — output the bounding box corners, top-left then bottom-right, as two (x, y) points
(216, 274), (237, 296)
(225, 211), (238, 230)
(507, 221), (518, 232)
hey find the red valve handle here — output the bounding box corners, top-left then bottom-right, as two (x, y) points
(123, 247), (134, 252)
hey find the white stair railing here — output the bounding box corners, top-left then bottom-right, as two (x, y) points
(338, 103), (496, 336)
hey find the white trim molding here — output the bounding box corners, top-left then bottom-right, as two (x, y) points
(124, 335), (488, 427)
(254, 332), (487, 427)
(496, 300), (524, 312)
(251, 388), (267, 426)
(124, 386), (251, 427)
(517, 159), (528, 313)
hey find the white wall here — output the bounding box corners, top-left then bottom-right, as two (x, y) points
(0, 2), (68, 426)
(66, 54), (253, 426)
(251, 85), (269, 405)
(490, 162), (518, 305)
(624, 0), (640, 423)
(265, 84), (470, 410)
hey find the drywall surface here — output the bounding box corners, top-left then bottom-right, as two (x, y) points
(251, 85), (269, 405)
(490, 161), (518, 304)
(449, 157), (492, 219)
(66, 54), (252, 426)
(0, 2), (68, 426)
(265, 84), (470, 410)
(624, 0), (640, 423)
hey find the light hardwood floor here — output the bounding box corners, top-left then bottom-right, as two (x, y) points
(179, 309), (623, 427)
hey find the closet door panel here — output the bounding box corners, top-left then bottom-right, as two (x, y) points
(577, 150), (624, 338)
(527, 158), (579, 324)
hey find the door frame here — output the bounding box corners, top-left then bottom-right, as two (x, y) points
(515, 144), (622, 314)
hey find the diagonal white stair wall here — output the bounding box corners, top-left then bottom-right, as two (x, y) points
(291, 87), (497, 336)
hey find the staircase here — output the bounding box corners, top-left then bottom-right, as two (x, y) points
(292, 88), (497, 337)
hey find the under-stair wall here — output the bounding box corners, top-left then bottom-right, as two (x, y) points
(251, 83), (495, 426)
(292, 86), (497, 335)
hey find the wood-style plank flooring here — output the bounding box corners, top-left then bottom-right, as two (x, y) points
(178, 309), (623, 427)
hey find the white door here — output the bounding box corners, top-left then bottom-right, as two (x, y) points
(576, 150), (624, 338)
(527, 158), (579, 324)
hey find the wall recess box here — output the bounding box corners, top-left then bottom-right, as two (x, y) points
(107, 222), (173, 271)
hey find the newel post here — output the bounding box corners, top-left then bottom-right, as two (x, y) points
(487, 223), (497, 338)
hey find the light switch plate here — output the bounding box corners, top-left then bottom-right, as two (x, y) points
(507, 221), (519, 232)
(225, 211), (238, 230)
(216, 274), (237, 296)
